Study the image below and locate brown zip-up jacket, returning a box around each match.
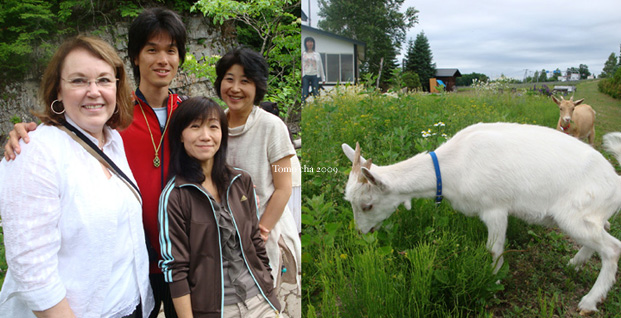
[158,169,281,317]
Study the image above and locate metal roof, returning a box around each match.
[435,68,462,77]
[301,25,366,47]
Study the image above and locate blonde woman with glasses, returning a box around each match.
[0,36,153,318]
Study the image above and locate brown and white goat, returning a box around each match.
[342,122,621,315]
[552,95,595,145]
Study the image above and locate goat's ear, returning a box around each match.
[363,158,373,170]
[342,143,356,163]
[361,166,386,190]
[343,143,374,168]
[552,96,560,105]
[574,98,585,106]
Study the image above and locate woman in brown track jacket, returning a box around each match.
[157,97,281,318]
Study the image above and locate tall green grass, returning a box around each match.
[301,88,577,317]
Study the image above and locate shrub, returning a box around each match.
[402,71,422,91]
[598,67,621,99]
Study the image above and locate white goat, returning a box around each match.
[552,95,595,145]
[342,122,621,315]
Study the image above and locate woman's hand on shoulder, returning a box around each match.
[4,121,38,160]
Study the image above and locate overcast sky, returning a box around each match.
[303,0,621,80]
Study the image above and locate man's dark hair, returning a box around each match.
[215,47,269,105]
[128,7,187,84]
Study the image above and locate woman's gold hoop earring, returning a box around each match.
[50,100,65,115]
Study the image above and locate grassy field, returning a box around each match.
[301,80,621,317]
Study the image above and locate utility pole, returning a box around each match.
[523,69,528,83]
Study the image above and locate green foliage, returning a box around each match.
[389,68,404,91]
[192,0,301,121]
[0,0,187,83]
[401,70,421,91]
[601,52,620,78]
[0,0,57,81]
[537,69,547,82]
[182,53,220,85]
[536,289,560,318]
[119,1,142,18]
[404,32,435,91]
[549,68,561,81]
[578,64,591,79]
[317,0,418,86]
[9,115,22,125]
[302,86,559,316]
[598,66,621,99]
[456,72,489,86]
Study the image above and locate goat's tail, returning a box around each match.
[603,132,621,165]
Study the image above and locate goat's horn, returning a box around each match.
[353,142,369,183]
[353,142,361,169]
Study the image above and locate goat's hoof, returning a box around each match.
[578,302,598,316]
[578,298,598,316]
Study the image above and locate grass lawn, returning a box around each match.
[302,81,621,317]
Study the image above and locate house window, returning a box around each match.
[341,54,353,82]
[326,54,340,83]
[320,53,355,83]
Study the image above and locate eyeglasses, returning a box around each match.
[61,77,118,89]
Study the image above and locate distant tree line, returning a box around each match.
[599,44,621,99]
[0,0,195,85]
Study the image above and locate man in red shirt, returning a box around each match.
[123,8,187,318]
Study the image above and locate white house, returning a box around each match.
[301,24,366,86]
[559,72,581,82]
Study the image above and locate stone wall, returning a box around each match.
[0,14,236,154]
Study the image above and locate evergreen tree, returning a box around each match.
[404,31,435,91]
[317,0,418,87]
[601,52,619,78]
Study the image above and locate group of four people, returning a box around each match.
[0,7,300,318]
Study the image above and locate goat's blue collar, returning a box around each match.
[429,151,443,204]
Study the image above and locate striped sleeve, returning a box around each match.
[157,178,191,297]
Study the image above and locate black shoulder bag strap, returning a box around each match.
[59,121,142,203]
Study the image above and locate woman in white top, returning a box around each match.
[0,36,153,318]
[302,36,325,101]
[215,47,302,318]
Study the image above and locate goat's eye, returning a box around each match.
[361,204,373,212]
